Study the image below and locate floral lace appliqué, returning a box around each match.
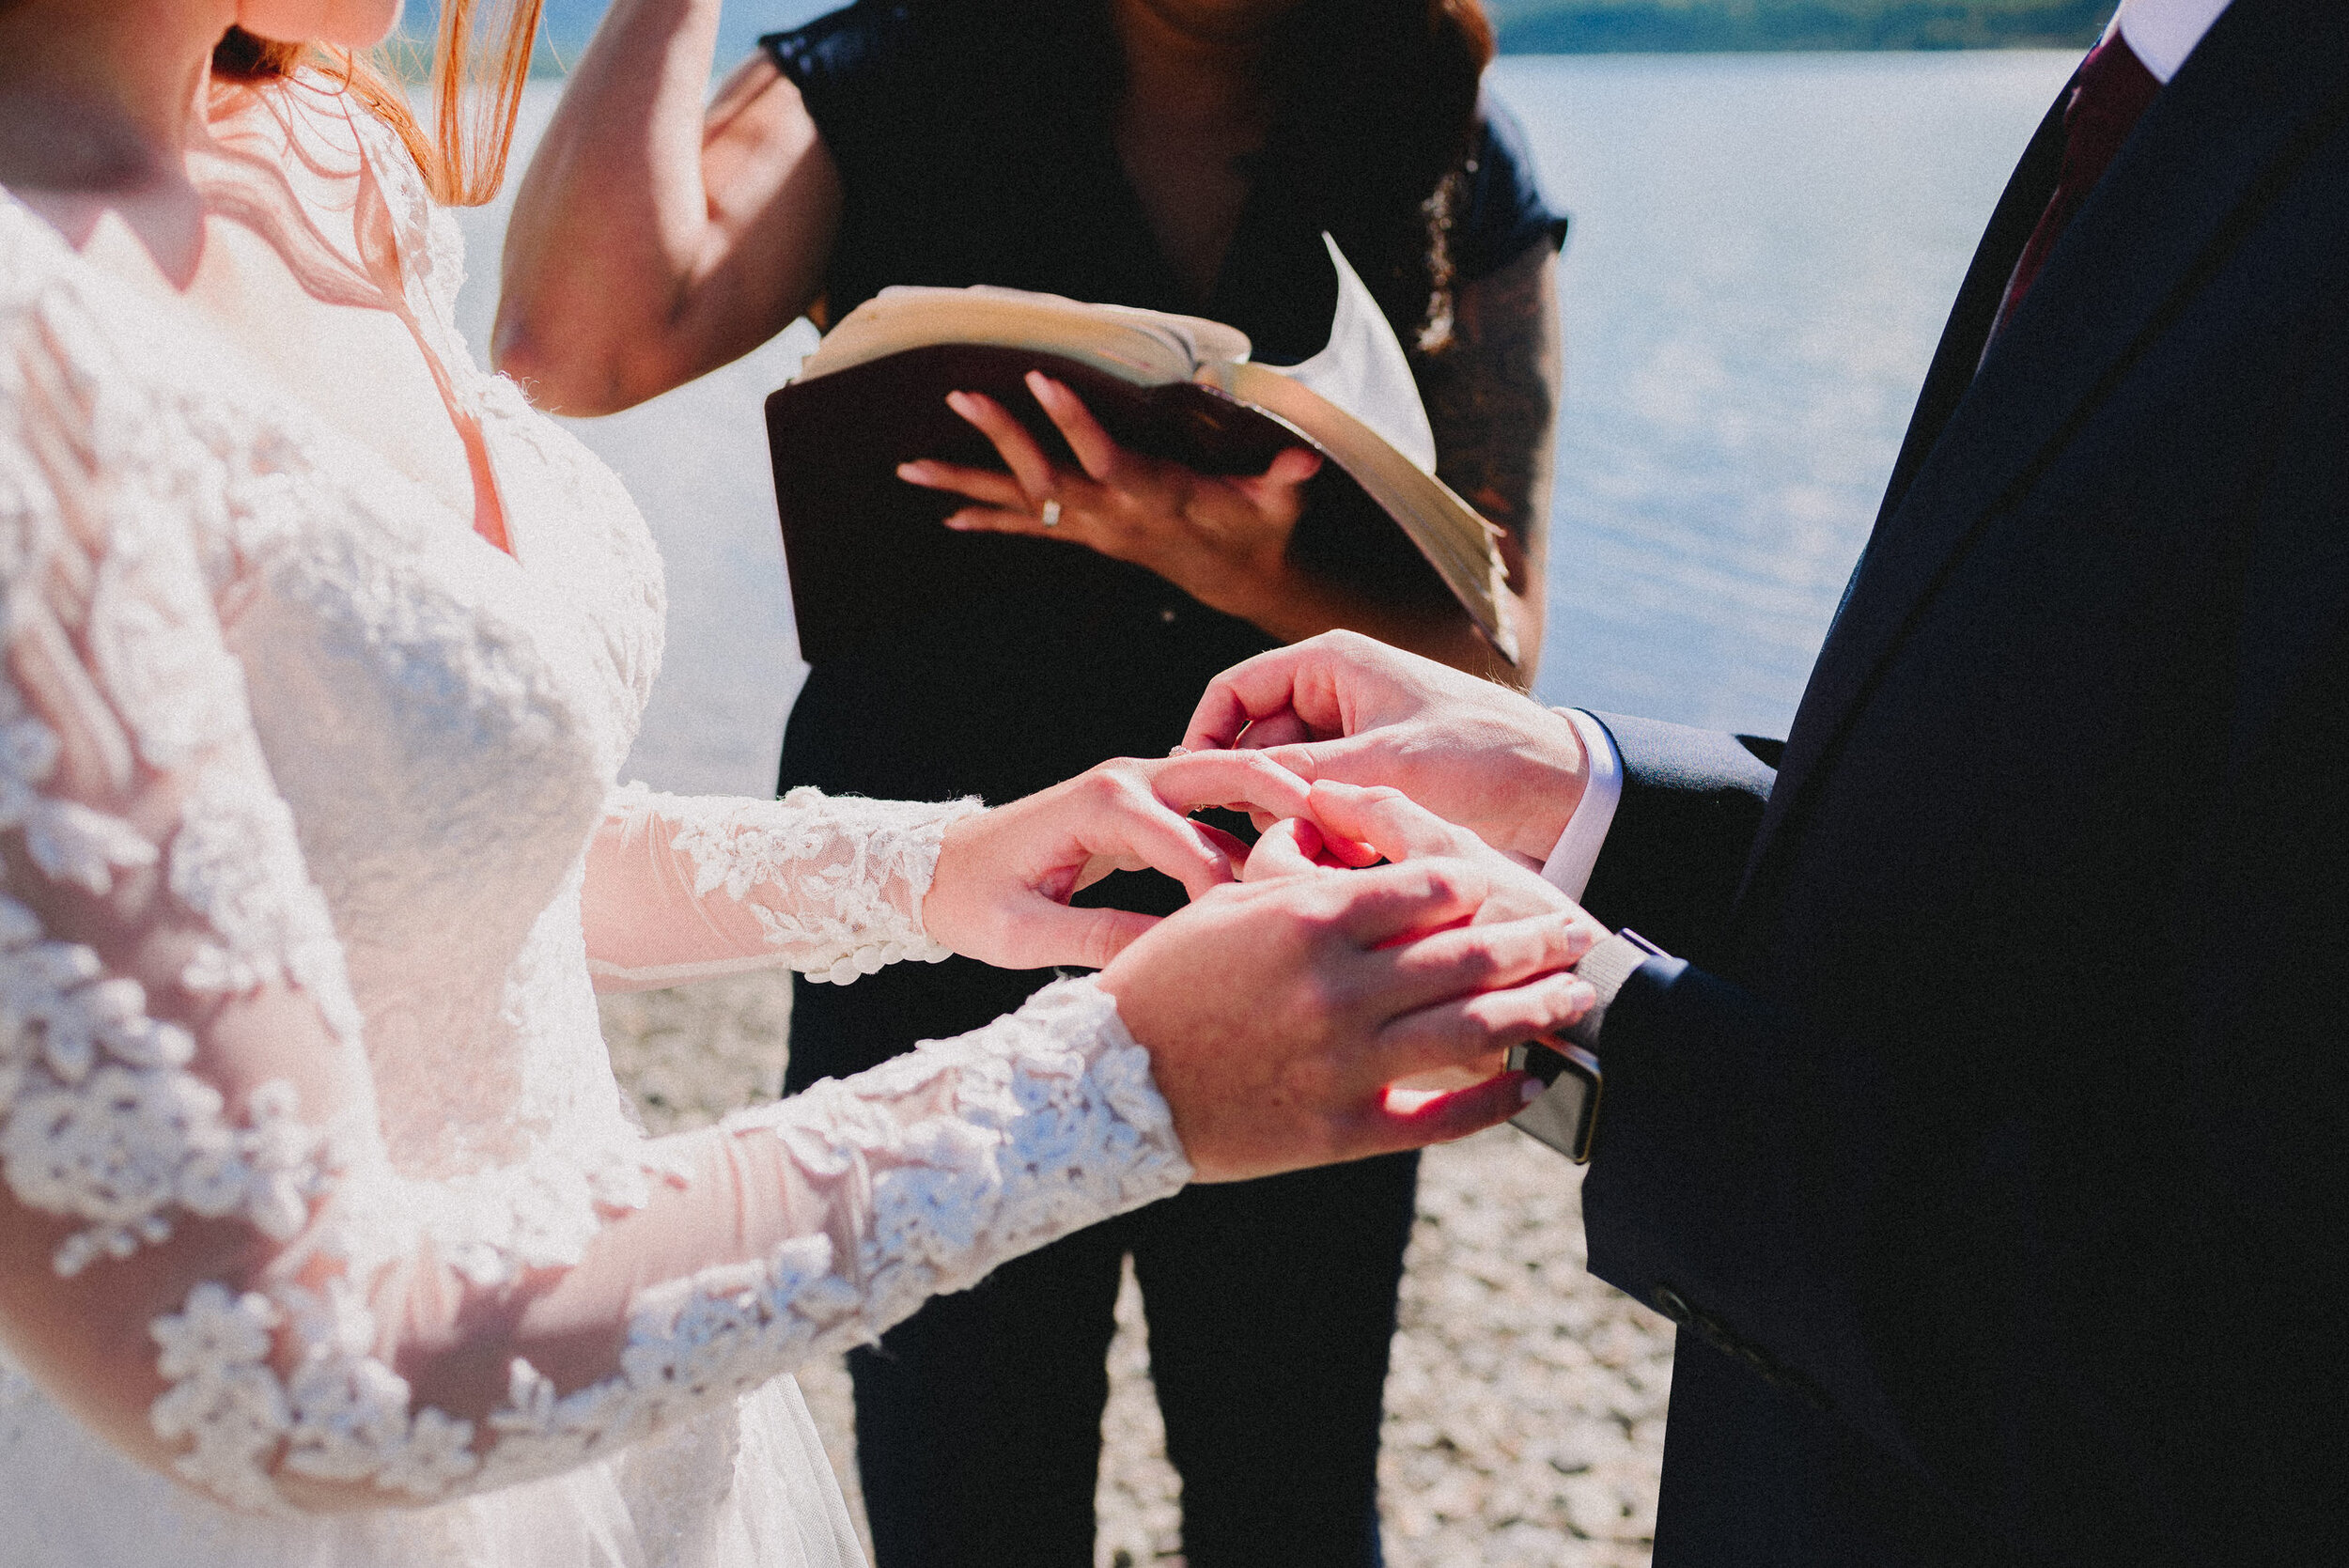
[139,979,1186,1510]
[618,784,983,985]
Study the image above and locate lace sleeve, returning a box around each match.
[582,784,986,990]
[0,262,1189,1515]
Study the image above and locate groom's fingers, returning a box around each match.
[1184,644,1351,751]
[1232,711,1314,750]
[1368,912,1591,1018]
[1346,1071,1536,1158]
[1373,969,1596,1082]
[1308,779,1472,862]
[1328,859,1487,947]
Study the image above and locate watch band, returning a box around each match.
[1507,927,1667,1164]
[1562,927,1666,1052]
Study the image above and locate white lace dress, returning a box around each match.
[0,92,1190,1568]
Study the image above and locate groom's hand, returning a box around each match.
[1185,630,1589,865]
[1253,781,1607,937]
[923,751,1315,971]
[1100,853,1599,1182]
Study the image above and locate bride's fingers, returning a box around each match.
[944,389,1060,500]
[1143,751,1315,823]
[1242,818,1326,881]
[1012,901,1161,970]
[1083,802,1245,901]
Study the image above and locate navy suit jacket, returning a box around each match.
[1570,4,2349,1561]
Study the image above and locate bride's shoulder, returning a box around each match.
[0,198,140,412]
[222,72,463,308]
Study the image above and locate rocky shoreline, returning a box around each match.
[599,975,1672,1567]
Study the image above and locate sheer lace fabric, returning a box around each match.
[0,81,1190,1566]
[585,784,979,990]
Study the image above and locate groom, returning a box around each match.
[1190,0,2349,1560]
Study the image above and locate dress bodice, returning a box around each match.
[206,177,664,1181]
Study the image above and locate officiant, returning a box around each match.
[497,2,1564,1562]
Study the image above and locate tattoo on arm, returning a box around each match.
[1415,242,1563,598]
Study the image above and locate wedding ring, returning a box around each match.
[1039,499,1062,528]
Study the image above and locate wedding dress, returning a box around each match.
[0,84,1191,1567]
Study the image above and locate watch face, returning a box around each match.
[1511,1058,1598,1163]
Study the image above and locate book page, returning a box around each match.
[1268,237,1439,475]
[796,287,1248,386]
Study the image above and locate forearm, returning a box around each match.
[1421,243,1561,675]
[16,975,1183,1514]
[494,1,824,411]
[580,784,981,990]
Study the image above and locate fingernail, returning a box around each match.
[1519,1077,1546,1105]
[1025,370,1056,396]
[896,461,927,481]
[1566,980,1598,1013]
[945,391,974,414]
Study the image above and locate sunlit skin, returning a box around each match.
[0,0,1596,1211]
[0,0,487,527]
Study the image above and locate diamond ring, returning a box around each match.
[1039,499,1062,528]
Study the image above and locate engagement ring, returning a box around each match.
[1039,499,1062,527]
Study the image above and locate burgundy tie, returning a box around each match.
[1990,30,2164,338]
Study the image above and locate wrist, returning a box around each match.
[1503,705,1592,862]
[918,808,989,950]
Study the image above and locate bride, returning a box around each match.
[0,2,1601,1564]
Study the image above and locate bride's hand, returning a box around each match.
[895,371,1323,624]
[923,751,1316,971]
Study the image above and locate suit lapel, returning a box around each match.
[1743,0,2349,895]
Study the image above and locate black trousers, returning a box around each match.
[787,956,1419,1568]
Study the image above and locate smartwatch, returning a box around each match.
[1507,928,1665,1162]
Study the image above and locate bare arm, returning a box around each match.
[493,0,839,414]
[1416,241,1563,677]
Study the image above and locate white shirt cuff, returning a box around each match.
[1540,708,1623,902]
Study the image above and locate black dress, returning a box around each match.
[764,6,1566,1564]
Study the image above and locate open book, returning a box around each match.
[766,238,1517,666]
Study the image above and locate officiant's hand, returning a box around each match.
[924,750,1315,972]
[897,371,1321,625]
[1186,630,1590,864]
[1100,851,1596,1181]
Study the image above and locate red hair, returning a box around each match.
[210,2,545,208]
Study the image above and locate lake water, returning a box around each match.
[450,51,2078,797]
